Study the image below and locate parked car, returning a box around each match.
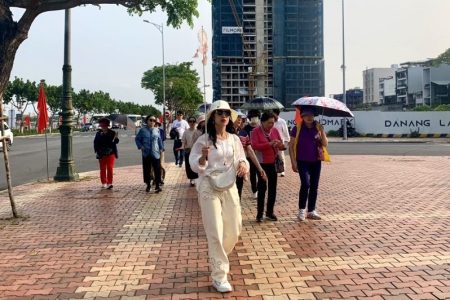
[0,124,14,151]
[81,123,94,132]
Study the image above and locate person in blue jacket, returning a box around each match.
[135,115,164,193]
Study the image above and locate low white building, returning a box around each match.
[363,66,398,105]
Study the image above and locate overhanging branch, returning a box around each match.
[10,0,135,11]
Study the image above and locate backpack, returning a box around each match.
[169,128,178,140]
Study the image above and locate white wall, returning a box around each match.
[280,111,450,134]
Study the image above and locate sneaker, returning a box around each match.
[145,184,151,193]
[307,210,321,220]
[190,180,195,187]
[298,209,306,221]
[256,215,263,223]
[179,164,183,168]
[253,192,258,199]
[212,280,232,293]
[106,184,113,190]
[155,187,162,193]
[101,184,107,189]
[266,214,278,221]
[280,172,285,177]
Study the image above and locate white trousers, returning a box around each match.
[197,179,242,282]
[279,150,286,166]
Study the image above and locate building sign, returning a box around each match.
[279,111,450,134]
[222,27,243,34]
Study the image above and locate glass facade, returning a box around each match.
[212,0,324,108]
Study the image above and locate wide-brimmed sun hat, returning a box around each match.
[206,100,238,123]
[197,114,206,124]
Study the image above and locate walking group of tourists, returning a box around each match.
[92,99,329,293]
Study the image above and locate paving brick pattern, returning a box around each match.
[0,156,449,300]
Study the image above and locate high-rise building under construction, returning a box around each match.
[212,0,324,109]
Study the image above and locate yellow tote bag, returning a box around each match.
[322,146,331,162]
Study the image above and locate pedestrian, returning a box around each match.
[181,116,199,186]
[241,109,261,199]
[273,109,290,177]
[289,108,328,221]
[234,113,267,200]
[251,111,284,222]
[171,111,189,168]
[94,118,119,190]
[189,100,249,293]
[135,115,164,193]
[155,119,166,185]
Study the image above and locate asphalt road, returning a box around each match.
[1,131,450,190]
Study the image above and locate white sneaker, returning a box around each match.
[212,280,232,293]
[253,192,258,199]
[307,210,322,220]
[298,209,306,221]
[101,184,107,189]
[280,172,285,177]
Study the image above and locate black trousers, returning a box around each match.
[142,155,161,188]
[297,160,322,211]
[257,163,277,217]
[184,152,198,180]
[248,159,258,194]
[173,139,184,166]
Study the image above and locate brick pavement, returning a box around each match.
[0,156,449,300]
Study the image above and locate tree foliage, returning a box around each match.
[4,78,159,124]
[141,62,203,116]
[432,48,450,67]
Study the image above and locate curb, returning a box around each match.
[358,133,450,138]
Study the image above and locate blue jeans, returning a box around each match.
[297,160,322,211]
[173,139,184,166]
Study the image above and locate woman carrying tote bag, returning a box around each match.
[189,100,249,293]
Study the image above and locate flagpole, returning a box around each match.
[45,129,49,181]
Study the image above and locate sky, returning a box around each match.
[10,0,450,109]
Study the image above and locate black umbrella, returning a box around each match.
[108,114,136,130]
[241,97,284,111]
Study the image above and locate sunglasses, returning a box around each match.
[216,109,231,117]
[148,119,156,122]
[188,120,196,123]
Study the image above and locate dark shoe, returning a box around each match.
[256,215,263,223]
[160,181,165,186]
[266,214,278,221]
[155,187,162,193]
[107,184,113,190]
[145,184,150,193]
[179,164,183,168]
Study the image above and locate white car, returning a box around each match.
[0,123,13,151]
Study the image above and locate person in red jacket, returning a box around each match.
[251,111,284,222]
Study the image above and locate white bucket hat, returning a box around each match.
[205,100,238,124]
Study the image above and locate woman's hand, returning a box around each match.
[199,146,210,166]
[236,161,248,177]
[292,163,298,173]
[259,169,268,181]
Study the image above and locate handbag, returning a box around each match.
[275,154,285,173]
[207,137,237,192]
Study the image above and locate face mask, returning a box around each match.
[250,117,260,125]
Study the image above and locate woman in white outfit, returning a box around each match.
[190,100,249,293]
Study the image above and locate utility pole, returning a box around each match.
[54,9,79,181]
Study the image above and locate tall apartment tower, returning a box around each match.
[212,0,324,109]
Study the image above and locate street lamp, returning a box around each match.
[341,0,348,140]
[143,20,166,138]
[55,9,79,181]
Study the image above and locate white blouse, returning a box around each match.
[189,133,249,179]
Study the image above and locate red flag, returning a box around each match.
[37,81,49,134]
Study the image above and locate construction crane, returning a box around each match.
[228,0,268,100]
